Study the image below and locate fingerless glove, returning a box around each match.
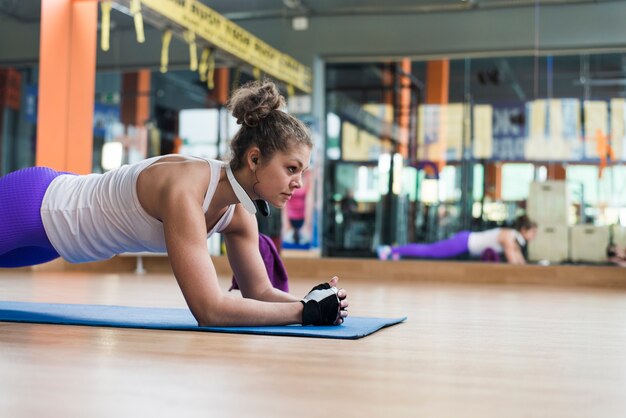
[301,283,340,325]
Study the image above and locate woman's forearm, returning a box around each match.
[197,294,302,326]
[251,286,301,303]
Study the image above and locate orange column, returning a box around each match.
[121,70,151,126]
[425,60,449,105]
[485,162,502,201]
[547,163,566,180]
[381,63,394,148]
[36,0,98,174]
[425,60,450,170]
[398,58,411,157]
[209,68,230,105]
[0,69,21,169]
[0,68,22,110]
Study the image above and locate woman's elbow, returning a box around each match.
[196,311,224,327]
[192,302,227,327]
[239,285,271,301]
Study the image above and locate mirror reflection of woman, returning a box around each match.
[378,216,538,265]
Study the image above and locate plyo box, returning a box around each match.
[570,225,610,263]
[528,224,569,263]
[527,181,569,225]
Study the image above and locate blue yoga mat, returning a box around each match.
[0,301,406,339]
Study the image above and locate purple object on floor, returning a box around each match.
[480,248,501,262]
[230,233,289,292]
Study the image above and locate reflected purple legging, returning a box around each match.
[391,231,471,259]
[0,167,64,267]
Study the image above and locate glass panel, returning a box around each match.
[473,164,484,201]
[326,112,341,160]
[325,51,626,259]
[325,161,379,256]
[501,163,534,201]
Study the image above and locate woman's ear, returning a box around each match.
[247,147,261,170]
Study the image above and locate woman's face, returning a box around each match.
[255,144,312,208]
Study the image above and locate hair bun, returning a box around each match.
[227,80,285,127]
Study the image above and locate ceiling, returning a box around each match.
[211,0,617,19]
[0,0,618,23]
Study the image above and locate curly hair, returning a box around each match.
[227,79,312,170]
[514,215,537,231]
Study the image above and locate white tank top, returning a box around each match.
[41,156,235,263]
[467,228,502,256]
[467,228,526,256]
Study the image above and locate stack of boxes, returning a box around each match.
[527,181,570,263]
[527,180,613,264]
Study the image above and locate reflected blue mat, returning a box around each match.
[0,301,406,339]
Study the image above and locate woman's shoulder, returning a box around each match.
[143,155,212,181]
[220,203,257,237]
[497,227,521,243]
[136,156,213,213]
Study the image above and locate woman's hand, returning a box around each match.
[300,276,349,326]
[329,276,349,325]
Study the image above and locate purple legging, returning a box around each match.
[0,167,65,267]
[391,231,471,259]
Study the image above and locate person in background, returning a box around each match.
[286,172,310,245]
[378,216,538,265]
[285,182,307,245]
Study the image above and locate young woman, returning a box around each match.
[0,80,348,327]
[378,216,538,265]
[285,171,309,245]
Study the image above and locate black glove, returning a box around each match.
[301,283,340,325]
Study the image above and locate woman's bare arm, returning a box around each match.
[223,206,349,324]
[499,229,526,265]
[157,170,303,327]
[222,205,300,303]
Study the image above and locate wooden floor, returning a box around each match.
[2,268,626,417]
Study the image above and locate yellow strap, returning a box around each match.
[287,84,295,98]
[199,48,210,82]
[253,67,261,80]
[160,29,173,73]
[133,14,145,43]
[184,31,198,71]
[130,0,145,43]
[100,1,112,52]
[207,51,215,90]
[129,0,140,14]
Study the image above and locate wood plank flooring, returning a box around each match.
[1,269,626,417]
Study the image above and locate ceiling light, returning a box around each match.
[292,16,308,31]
